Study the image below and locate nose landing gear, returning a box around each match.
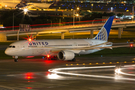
[14,56,18,62]
[14,59,18,62]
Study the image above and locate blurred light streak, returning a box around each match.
[2,18,110,29]
[48,66,115,79]
[48,65,135,81]
[47,73,61,79]
[115,65,135,77]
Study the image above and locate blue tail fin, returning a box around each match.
[93,16,114,41]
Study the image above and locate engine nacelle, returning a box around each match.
[57,51,75,60]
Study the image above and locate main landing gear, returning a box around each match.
[14,56,18,62]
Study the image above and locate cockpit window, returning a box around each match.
[9,46,12,48]
[8,46,15,48]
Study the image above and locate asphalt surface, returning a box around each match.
[0,56,135,90]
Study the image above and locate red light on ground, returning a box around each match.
[25,72,34,80]
[26,87,32,89]
[46,71,51,76]
[44,60,53,63]
[27,76,32,79]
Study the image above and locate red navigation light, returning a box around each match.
[28,38,32,42]
[25,72,34,80]
[27,76,32,79]
[47,55,50,58]
[130,43,133,47]
[22,34,36,42]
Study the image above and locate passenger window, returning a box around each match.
[8,46,15,48]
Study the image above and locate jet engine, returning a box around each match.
[57,51,75,60]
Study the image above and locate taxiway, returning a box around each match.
[0,56,135,90]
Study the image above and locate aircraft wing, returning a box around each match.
[75,44,130,50]
[31,42,131,53]
[49,43,131,53]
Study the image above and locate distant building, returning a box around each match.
[28,0,53,3]
[28,0,135,3]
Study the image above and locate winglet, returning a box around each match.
[93,16,114,41]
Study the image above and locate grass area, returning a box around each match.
[78,47,135,57]
[108,38,129,43]
[1,47,135,59]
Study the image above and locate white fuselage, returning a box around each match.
[5,39,111,57]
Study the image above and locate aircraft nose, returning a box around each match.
[5,49,11,55]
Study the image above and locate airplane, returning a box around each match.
[5,16,114,62]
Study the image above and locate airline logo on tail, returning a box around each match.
[93,16,114,41]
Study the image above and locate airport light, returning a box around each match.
[132,5,134,21]
[76,13,79,17]
[73,10,75,26]
[73,7,80,26]
[24,8,28,14]
[5,5,7,8]
[77,7,79,11]
[75,14,80,21]
[12,13,14,31]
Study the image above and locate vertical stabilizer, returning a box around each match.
[93,16,114,41]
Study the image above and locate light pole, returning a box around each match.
[76,13,80,21]
[132,5,134,21]
[13,12,19,41]
[59,18,61,26]
[73,10,75,26]
[73,7,80,26]
[51,20,52,27]
[13,13,14,30]
[17,9,29,41]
